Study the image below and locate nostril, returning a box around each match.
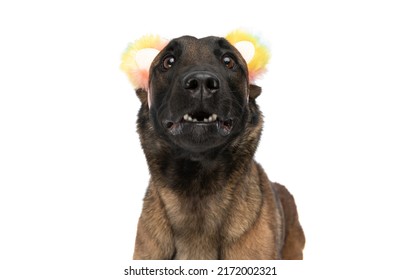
[206,77,219,90]
[183,72,219,95]
[184,78,199,90]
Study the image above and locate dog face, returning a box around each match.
[147,36,251,153]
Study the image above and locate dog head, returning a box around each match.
[122,30,270,155]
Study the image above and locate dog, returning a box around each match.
[130,35,305,259]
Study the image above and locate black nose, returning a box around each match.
[183,71,220,99]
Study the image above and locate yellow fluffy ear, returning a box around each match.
[121,35,168,90]
[225,30,270,82]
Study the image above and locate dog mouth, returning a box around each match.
[164,111,233,136]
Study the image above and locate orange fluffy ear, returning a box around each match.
[121,35,168,90]
[225,30,271,83]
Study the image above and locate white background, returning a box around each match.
[1,0,400,279]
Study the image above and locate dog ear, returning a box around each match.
[135,88,148,105]
[249,84,262,99]
[225,30,270,83]
[121,35,168,92]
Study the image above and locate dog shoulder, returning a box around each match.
[134,183,175,259]
[271,182,305,259]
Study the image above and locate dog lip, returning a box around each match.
[217,118,233,136]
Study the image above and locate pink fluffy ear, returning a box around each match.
[226,30,270,83]
[121,35,168,90]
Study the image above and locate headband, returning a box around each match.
[121,29,270,90]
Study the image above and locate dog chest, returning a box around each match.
[159,187,229,259]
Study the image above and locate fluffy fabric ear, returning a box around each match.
[121,35,168,90]
[225,30,270,83]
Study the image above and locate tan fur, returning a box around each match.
[134,160,305,260]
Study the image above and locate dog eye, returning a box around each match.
[162,55,175,70]
[222,55,236,69]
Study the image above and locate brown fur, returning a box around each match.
[131,36,305,259]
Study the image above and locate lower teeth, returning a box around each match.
[183,113,217,123]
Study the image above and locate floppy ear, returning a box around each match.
[225,30,271,83]
[121,35,168,91]
[249,84,262,99]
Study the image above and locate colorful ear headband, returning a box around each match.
[121,30,270,90]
